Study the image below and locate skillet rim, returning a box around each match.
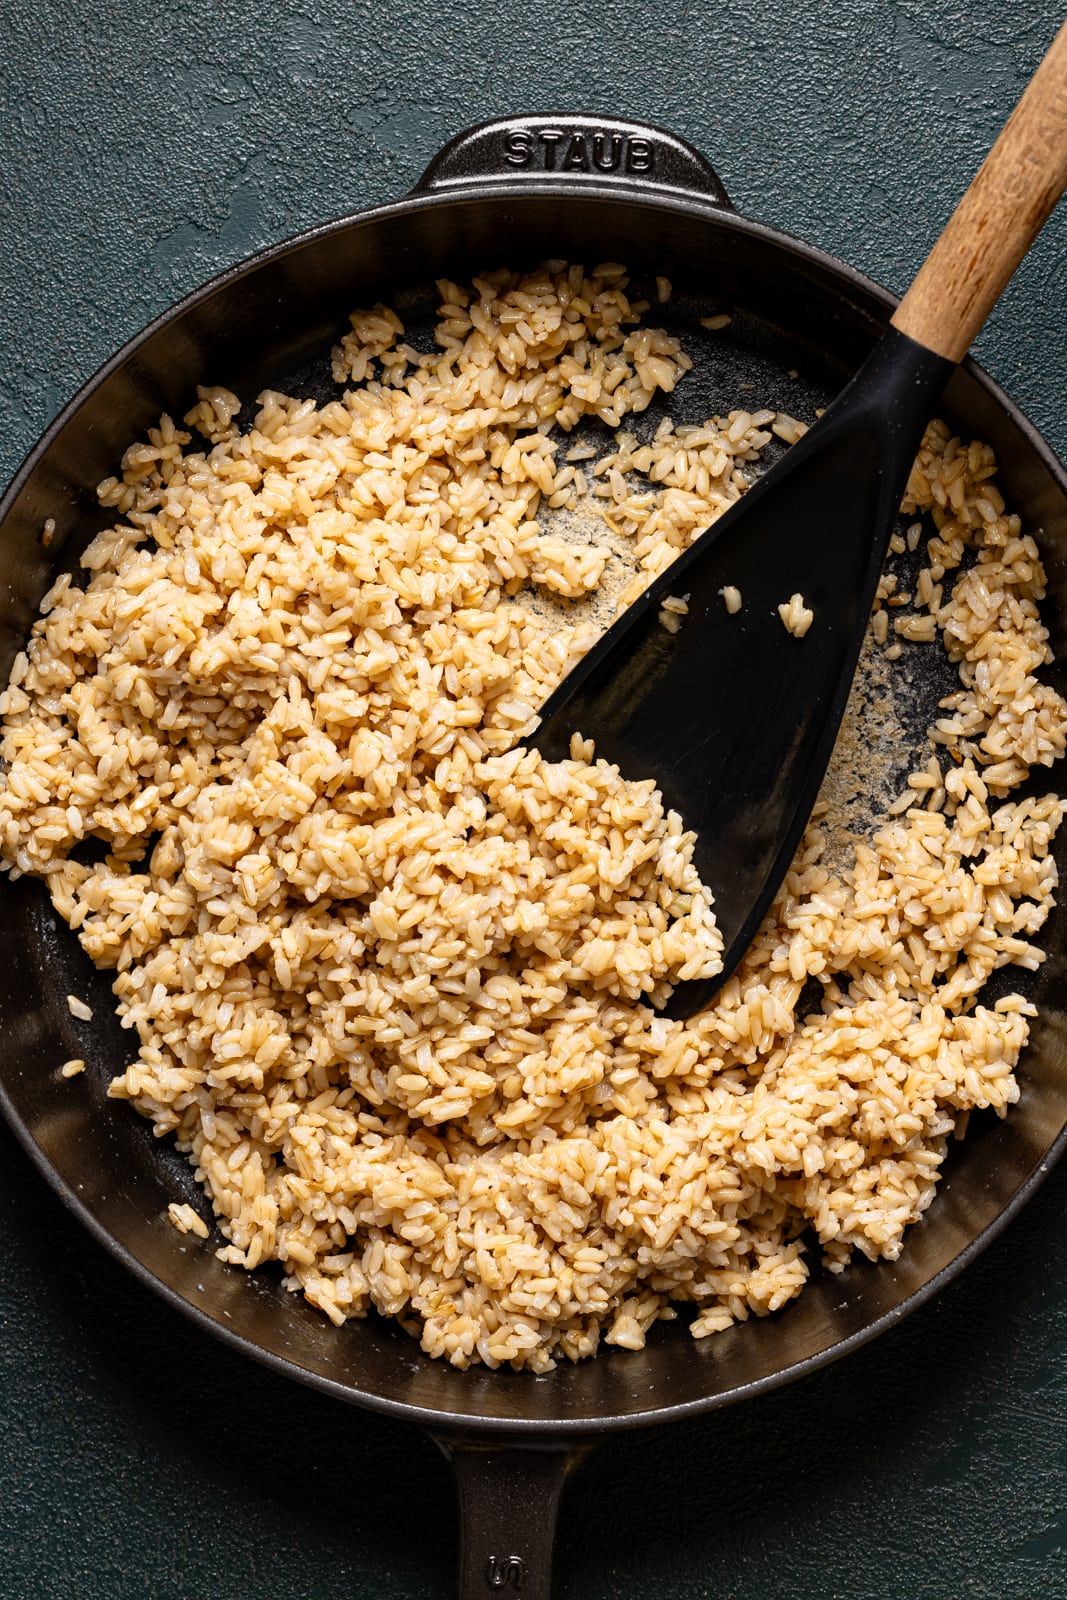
[2,173,1067,1439]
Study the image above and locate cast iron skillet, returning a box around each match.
[2,116,1067,1598]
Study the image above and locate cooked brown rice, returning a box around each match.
[778,592,814,637]
[1,263,1065,1372]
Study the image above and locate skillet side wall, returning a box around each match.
[2,187,1067,1433]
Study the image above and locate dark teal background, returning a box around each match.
[2,2,1067,1594]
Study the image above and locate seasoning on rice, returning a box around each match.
[1,264,1064,1372]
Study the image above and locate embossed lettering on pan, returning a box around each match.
[502,125,654,172]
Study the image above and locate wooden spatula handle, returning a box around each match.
[892,20,1067,363]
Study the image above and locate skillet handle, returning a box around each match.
[433,1435,590,1599]
[412,114,735,210]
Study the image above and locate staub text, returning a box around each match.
[502,127,654,173]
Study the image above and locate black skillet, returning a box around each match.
[2,116,1067,1599]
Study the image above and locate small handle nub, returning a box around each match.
[434,1436,589,1600]
[414,114,735,210]
[892,20,1067,363]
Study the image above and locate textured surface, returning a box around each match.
[2,0,1067,1595]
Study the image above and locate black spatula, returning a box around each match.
[531,22,1067,1019]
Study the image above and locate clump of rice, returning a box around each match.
[1,264,1065,1372]
[168,1202,210,1239]
[778,592,814,637]
[658,594,689,633]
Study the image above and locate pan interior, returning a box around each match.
[2,189,1067,1432]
